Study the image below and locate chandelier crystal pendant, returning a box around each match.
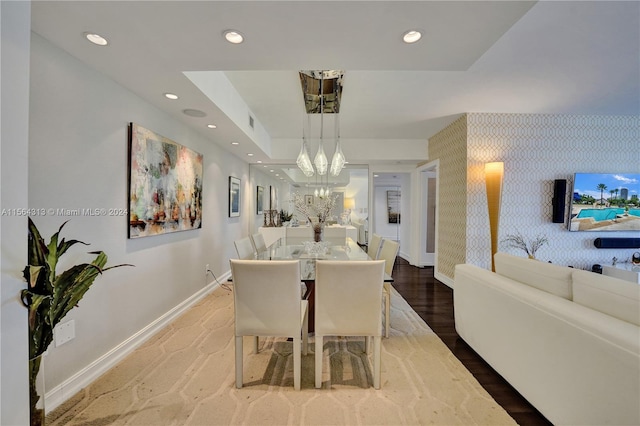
[314,141,328,176]
[314,83,328,175]
[296,127,314,177]
[329,115,345,177]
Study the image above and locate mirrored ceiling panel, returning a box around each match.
[299,70,344,114]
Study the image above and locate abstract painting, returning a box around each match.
[128,123,203,238]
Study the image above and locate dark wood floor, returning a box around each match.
[391,257,553,426]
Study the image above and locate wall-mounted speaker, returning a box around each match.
[594,238,640,249]
[552,179,567,223]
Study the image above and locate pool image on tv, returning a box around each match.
[570,173,640,231]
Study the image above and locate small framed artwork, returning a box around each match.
[256,186,264,215]
[229,176,240,217]
[387,190,401,223]
[270,185,277,210]
[305,194,314,206]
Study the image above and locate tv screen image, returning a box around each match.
[569,173,640,231]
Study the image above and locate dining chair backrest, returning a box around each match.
[323,226,347,245]
[229,259,308,390]
[286,226,313,245]
[314,259,386,389]
[229,259,303,336]
[250,232,267,252]
[367,233,383,259]
[377,239,400,276]
[234,237,256,260]
[315,260,385,336]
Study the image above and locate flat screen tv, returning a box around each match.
[569,173,640,232]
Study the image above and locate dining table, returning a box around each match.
[254,237,393,332]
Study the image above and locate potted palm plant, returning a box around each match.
[21,218,131,425]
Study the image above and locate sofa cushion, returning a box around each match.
[572,269,640,326]
[494,252,573,299]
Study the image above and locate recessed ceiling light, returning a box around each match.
[257,160,262,164]
[164,93,179,100]
[207,124,217,129]
[84,32,108,46]
[231,141,239,146]
[402,30,422,44]
[374,174,379,178]
[223,30,244,44]
[247,153,254,157]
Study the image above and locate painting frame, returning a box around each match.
[270,185,277,210]
[229,176,241,217]
[127,123,203,239]
[256,185,264,215]
[305,194,314,206]
[387,190,401,224]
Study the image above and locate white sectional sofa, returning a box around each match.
[454,252,640,426]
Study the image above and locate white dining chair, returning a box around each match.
[323,226,347,245]
[367,233,383,260]
[234,237,256,259]
[286,226,313,245]
[229,259,309,390]
[250,232,267,253]
[314,259,386,389]
[377,239,400,338]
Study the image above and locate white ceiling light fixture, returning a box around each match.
[207,124,217,129]
[223,29,244,44]
[84,32,108,46]
[402,30,422,44]
[164,93,179,100]
[297,70,346,179]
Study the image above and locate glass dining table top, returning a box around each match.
[255,237,393,282]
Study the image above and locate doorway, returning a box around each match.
[414,160,438,268]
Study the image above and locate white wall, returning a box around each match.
[28,33,249,407]
[1,2,31,424]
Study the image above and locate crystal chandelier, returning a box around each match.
[296,70,346,180]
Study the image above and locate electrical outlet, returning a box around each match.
[55,320,75,347]
[205,264,210,274]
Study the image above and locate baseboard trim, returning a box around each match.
[44,271,231,412]
[435,271,453,288]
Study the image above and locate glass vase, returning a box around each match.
[313,223,324,242]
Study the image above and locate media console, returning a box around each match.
[602,263,640,283]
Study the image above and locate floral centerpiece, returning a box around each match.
[292,192,338,242]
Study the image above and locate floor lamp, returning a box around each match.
[485,162,504,271]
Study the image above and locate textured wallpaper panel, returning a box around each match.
[466,113,640,271]
[428,115,468,279]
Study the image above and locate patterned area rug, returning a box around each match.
[48,286,516,425]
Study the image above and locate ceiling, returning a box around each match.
[31,1,639,167]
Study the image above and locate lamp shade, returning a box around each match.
[485,162,504,271]
[344,198,355,210]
